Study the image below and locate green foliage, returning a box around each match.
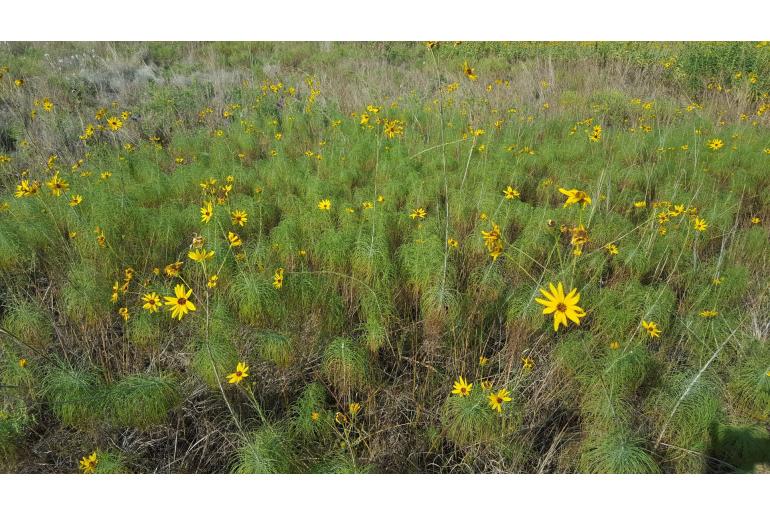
[1,41,769,473]
[93,450,130,474]
[42,363,106,429]
[441,387,503,447]
[729,345,770,419]
[108,373,180,428]
[232,425,296,474]
[321,337,370,391]
[256,331,294,368]
[580,428,660,473]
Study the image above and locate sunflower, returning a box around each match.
[451,375,472,397]
[318,199,331,210]
[164,284,196,320]
[693,217,708,232]
[227,231,242,247]
[558,188,592,208]
[207,275,219,288]
[200,201,214,223]
[481,223,504,260]
[535,282,586,332]
[349,402,361,417]
[46,172,69,197]
[226,362,249,384]
[142,292,161,313]
[231,209,248,226]
[273,267,284,289]
[488,388,512,413]
[188,248,214,263]
[79,452,98,473]
[410,207,427,220]
[503,186,520,199]
[164,261,183,278]
[118,307,129,321]
[69,194,83,207]
[641,320,661,338]
[106,116,123,131]
[383,119,405,138]
[707,138,724,150]
[463,61,478,81]
[699,309,719,318]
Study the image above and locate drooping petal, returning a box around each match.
[566,308,583,325]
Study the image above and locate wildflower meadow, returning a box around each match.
[1,41,769,473]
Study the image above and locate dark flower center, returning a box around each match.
[177,298,186,305]
[556,302,567,312]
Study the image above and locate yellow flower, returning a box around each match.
[558,188,592,208]
[226,362,249,384]
[699,309,719,318]
[481,223,504,261]
[14,179,40,197]
[535,282,586,332]
[318,199,331,210]
[693,217,708,232]
[335,412,348,425]
[42,98,54,112]
[641,320,661,338]
[707,138,724,150]
[118,307,129,321]
[349,402,361,417]
[231,210,248,226]
[604,243,619,255]
[164,284,196,320]
[410,207,427,220]
[609,341,620,350]
[463,61,478,81]
[110,281,119,303]
[227,231,242,247]
[311,411,320,422]
[383,119,405,138]
[18,358,28,368]
[634,200,647,208]
[751,216,761,225]
[142,292,161,313]
[200,201,214,223]
[488,388,512,413]
[273,267,284,289]
[46,172,69,197]
[79,452,98,474]
[207,275,219,288]
[451,375,472,397]
[188,248,214,262]
[106,117,123,131]
[69,194,83,207]
[503,186,520,199]
[447,238,459,249]
[164,261,183,278]
[362,201,374,210]
[521,356,535,370]
[479,355,489,366]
